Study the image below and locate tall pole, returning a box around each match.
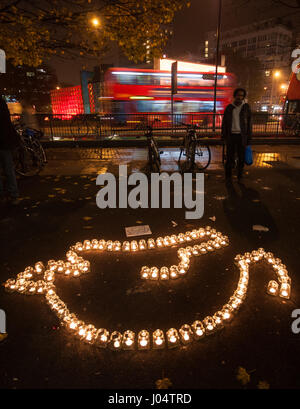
[213,0,222,132]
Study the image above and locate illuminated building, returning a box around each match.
[50,85,84,119]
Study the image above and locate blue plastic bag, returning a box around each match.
[245,145,253,166]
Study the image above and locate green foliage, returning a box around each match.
[0,0,189,66]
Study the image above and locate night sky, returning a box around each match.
[52,0,300,85]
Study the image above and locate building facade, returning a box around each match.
[204,19,293,110]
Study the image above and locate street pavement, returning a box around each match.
[0,144,300,389]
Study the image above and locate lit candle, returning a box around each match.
[110,331,122,350]
[130,240,138,251]
[122,330,135,350]
[170,265,179,279]
[122,241,130,252]
[152,329,165,349]
[179,324,193,345]
[138,240,146,250]
[91,239,99,250]
[83,240,91,251]
[95,328,109,348]
[150,267,159,280]
[113,241,121,251]
[138,330,150,350]
[267,280,279,296]
[98,240,106,250]
[279,282,291,299]
[203,316,216,334]
[166,328,180,348]
[156,237,164,247]
[147,238,155,249]
[140,266,150,280]
[34,261,45,274]
[106,240,113,251]
[160,267,169,280]
[192,320,205,339]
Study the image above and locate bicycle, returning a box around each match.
[145,119,163,172]
[13,124,47,177]
[178,123,211,172]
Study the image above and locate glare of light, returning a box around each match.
[91,17,100,27]
[280,83,287,90]
[56,86,60,90]
[273,71,280,78]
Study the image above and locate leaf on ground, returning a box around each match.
[136,220,143,224]
[257,380,270,389]
[0,333,8,342]
[83,226,93,229]
[83,217,93,221]
[48,195,56,198]
[236,367,250,385]
[155,377,172,389]
[209,216,216,222]
[62,199,74,203]
[85,197,92,200]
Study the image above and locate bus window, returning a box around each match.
[288,101,299,114]
[117,74,136,85]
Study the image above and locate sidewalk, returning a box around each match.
[0,144,299,389]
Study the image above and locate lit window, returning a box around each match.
[265,70,270,76]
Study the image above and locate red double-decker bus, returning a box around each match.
[102,67,236,125]
[282,72,300,133]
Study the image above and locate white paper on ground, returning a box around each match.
[125,225,152,237]
[252,225,269,232]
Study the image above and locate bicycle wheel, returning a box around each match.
[14,146,44,176]
[179,141,194,172]
[194,142,211,170]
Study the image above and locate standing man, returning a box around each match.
[221,88,252,181]
[0,95,20,205]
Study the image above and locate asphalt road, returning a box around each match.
[0,145,300,389]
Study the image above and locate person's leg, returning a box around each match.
[225,135,235,178]
[237,138,246,179]
[1,150,19,198]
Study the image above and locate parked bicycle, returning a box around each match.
[145,119,162,172]
[178,123,211,171]
[13,124,47,177]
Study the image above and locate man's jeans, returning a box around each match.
[0,150,19,198]
[225,133,246,178]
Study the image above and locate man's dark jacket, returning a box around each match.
[221,102,252,146]
[0,96,20,150]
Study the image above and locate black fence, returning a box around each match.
[10,112,299,141]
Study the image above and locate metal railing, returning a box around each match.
[10,112,299,141]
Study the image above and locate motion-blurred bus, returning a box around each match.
[282,72,300,134]
[102,67,236,126]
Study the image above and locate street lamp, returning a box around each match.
[269,70,281,110]
[91,17,100,28]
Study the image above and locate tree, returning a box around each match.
[222,47,264,106]
[0,0,189,67]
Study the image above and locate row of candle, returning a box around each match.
[140,235,229,281]
[3,226,291,351]
[71,226,225,254]
[39,247,290,350]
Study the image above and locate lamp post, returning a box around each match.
[269,70,280,112]
[213,0,222,133]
